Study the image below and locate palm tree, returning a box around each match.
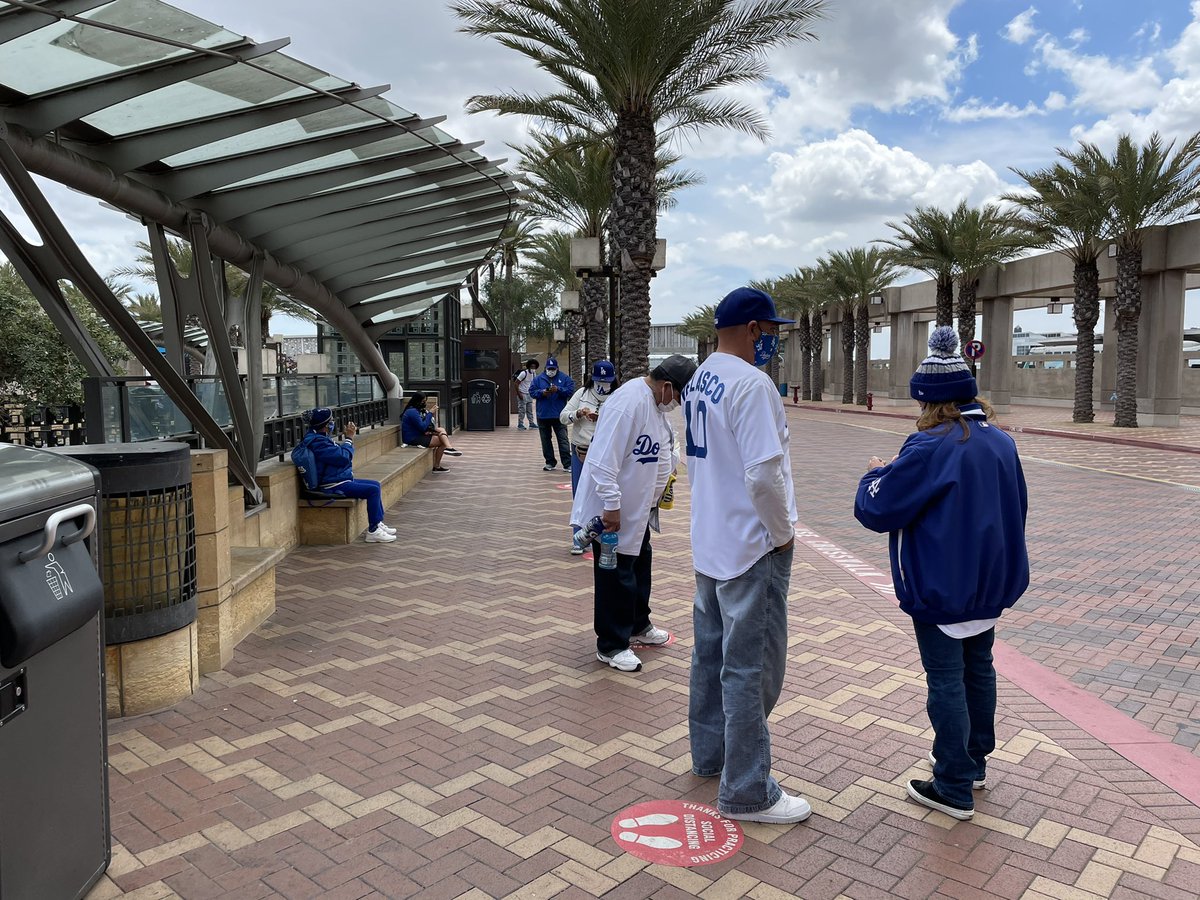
[524,229,587,381]
[879,206,957,327]
[1071,132,1200,427]
[453,0,829,378]
[678,303,718,362]
[123,292,162,323]
[774,267,817,400]
[950,201,1038,375]
[1007,154,1110,423]
[497,216,540,282]
[828,247,899,405]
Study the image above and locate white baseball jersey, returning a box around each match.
[570,379,673,555]
[683,351,796,580]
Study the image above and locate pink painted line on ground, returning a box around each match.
[789,402,1200,456]
[795,520,1200,809]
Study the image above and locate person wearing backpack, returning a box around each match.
[294,407,395,543]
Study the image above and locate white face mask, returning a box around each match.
[546,369,558,378]
[657,384,679,413]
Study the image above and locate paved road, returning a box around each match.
[788,407,1200,754]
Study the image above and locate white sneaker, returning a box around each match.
[365,527,396,543]
[378,523,396,535]
[597,649,642,671]
[927,751,986,790]
[723,791,812,824]
[632,624,670,645]
[570,543,584,555]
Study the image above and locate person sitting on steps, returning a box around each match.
[301,407,395,543]
[401,392,458,472]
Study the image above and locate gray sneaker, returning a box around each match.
[632,624,670,645]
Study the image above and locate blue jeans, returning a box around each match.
[538,419,570,468]
[689,546,792,815]
[912,620,996,807]
[327,479,384,530]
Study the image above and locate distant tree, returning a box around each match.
[879,206,957,327]
[0,264,129,406]
[482,274,561,352]
[678,303,718,362]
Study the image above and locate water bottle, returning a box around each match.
[573,516,604,552]
[599,531,619,570]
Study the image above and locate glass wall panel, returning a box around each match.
[410,340,442,380]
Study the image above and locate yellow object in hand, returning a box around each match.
[658,472,677,510]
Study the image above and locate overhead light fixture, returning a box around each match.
[870,293,884,305]
[651,239,667,271]
[570,237,603,271]
[553,327,566,342]
[473,317,488,330]
[1107,243,1117,258]
[1047,297,1063,314]
[559,290,580,312]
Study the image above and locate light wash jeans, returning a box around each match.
[516,394,536,427]
[689,546,792,815]
[912,620,996,807]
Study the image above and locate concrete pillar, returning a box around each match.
[1136,271,1185,426]
[828,322,845,400]
[1100,299,1117,409]
[979,296,1014,413]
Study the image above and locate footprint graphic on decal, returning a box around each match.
[618,832,683,849]
[618,814,678,828]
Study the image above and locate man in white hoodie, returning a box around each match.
[571,354,697,672]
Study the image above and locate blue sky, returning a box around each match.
[10,0,1200,340]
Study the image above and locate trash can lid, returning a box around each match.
[0,444,99,525]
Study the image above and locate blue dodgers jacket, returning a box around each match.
[853,406,1030,625]
[401,407,434,445]
[529,370,576,421]
[300,431,354,487]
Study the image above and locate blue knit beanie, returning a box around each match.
[910,327,978,403]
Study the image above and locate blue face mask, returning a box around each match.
[594,383,611,396]
[752,326,779,368]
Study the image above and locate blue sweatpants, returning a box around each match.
[328,479,385,530]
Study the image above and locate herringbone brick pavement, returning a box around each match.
[89,416,1200,899]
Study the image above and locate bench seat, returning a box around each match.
[297,445,431,544]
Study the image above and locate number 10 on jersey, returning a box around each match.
[685,400,707,459]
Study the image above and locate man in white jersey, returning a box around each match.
[571,354,697,672]
[683,286,812,825]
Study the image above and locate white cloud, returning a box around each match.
[1004,7,1040,45]
[1036,34,1163,114]
[751,130,1009,224]
[1044,91,1068,111]
[1068,28,1089,45]
[943,99,1043,123]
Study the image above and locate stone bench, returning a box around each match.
[297,445,432,544]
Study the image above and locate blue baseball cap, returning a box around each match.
[713,287,794,329]
[591,360,616,382]
[308,407,332,430]
[545,356,559,370]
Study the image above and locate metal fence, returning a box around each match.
[75,373,387,460]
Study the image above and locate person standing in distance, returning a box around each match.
[571,354,696,672]
[529,355,575,471]
[683,286,812,824]
[561,359,619,555]
[854,326,1029,821]
[513,359,539,431]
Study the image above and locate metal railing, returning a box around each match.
[80,373,387,460]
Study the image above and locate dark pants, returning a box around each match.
[327,479,384,530]
[538,419,570,467]
[593,527,652,655]
[912,620,997,807]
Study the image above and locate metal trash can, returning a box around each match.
[465,379,497,431]
[0,444,110,899]
[53,443,196,645]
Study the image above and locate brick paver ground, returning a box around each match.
[88,412,1200,899]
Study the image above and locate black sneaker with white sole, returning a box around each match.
[906,779,973,820]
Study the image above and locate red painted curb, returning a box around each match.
[789,402,1200,456]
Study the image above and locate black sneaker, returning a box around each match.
[906,779,973,820]
[542,464,556,471]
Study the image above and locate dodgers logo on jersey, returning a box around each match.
[632,434,661,464]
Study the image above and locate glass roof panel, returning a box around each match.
[0,0,241,95]
[84,52,350,135]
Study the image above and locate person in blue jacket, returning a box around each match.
[529,355,576,472]
[401,392,458,472]
[301,407,395,543]
[854,326,1029,822]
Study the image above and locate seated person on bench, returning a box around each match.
[303,407,396,543]
[400,392,459,472]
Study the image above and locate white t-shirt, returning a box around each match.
[516,370,534,396]
[684,352,796,580]
[570,379,673,555]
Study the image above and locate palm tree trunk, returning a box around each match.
[956,278,979,376]
[582,277,608,364]
[840,309,855,404]
[1114,248,1142,427]
[854,299,870,405]
[810,311,824,401]
[612,110,657,380]
[567,310,584,385]
[795,316,811,400]
[1072,260,1101,423]
[936,275,954,327]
